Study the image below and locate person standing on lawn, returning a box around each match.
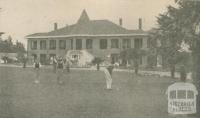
[65,58,71,73]
[107,64,114,76]
[33,59,41,84]
[22,56,27,68]
[52,56,57,73]
[103,64,114,90]
[56,57,64,84]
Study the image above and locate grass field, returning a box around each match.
[0,66,197,118]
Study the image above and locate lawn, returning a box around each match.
[0,66,196,118]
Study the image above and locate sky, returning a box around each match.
[0,0,175,46]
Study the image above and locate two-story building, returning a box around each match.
[26,10,149,66]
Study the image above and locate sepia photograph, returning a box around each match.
[0,0,200,118]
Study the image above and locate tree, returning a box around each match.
[120,48,146,75]
[0,37,26,63]
[155,0,200,114]
[119,49,129,66]
[147,28,162,68]
[152,0,200,78]
[14,41,26,62]
[159,0,200,77]
[0,37,25,53]
[92,57,103,71]
[7,35,13,45]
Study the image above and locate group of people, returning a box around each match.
[51,56,71,73]
[33,56,115,90]
[33,56,71,84]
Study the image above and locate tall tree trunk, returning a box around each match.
[170,64,175,79]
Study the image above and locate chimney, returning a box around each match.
[138,18,142,30]
[54,23,58,30]
[119,18,122,26]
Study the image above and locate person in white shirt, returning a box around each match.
[56,57,64,84]
[50,56,57,73]
[53,57,58,73]
[103,64,114,90]
[33,60,41,84]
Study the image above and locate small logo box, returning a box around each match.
[166,82,198,114]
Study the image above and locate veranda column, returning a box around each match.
[73,38,76,50]
[107,38,111,49]
[131,38,135,48]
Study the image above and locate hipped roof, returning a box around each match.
[27,10,147,38]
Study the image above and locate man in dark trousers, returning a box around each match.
[33,59,41,84]
[56,57,64,84]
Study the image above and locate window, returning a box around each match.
[147,38,154,48]
[31,40,37,50]
[187,90,194,99]
[59,40,66,49]
[40,40,46,50]
[147,38,151,48]
[135,38,143,49]
[170,90,176,99]
[86,39,93,49]
[40,54,46,64]
[177,90,186,99]
[100,39,107,49]
[76,39,82,50]
[111,39,119,48]
[122,39,131,49]
[49,40,56,50]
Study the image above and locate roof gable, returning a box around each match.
[77,9,90,24]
